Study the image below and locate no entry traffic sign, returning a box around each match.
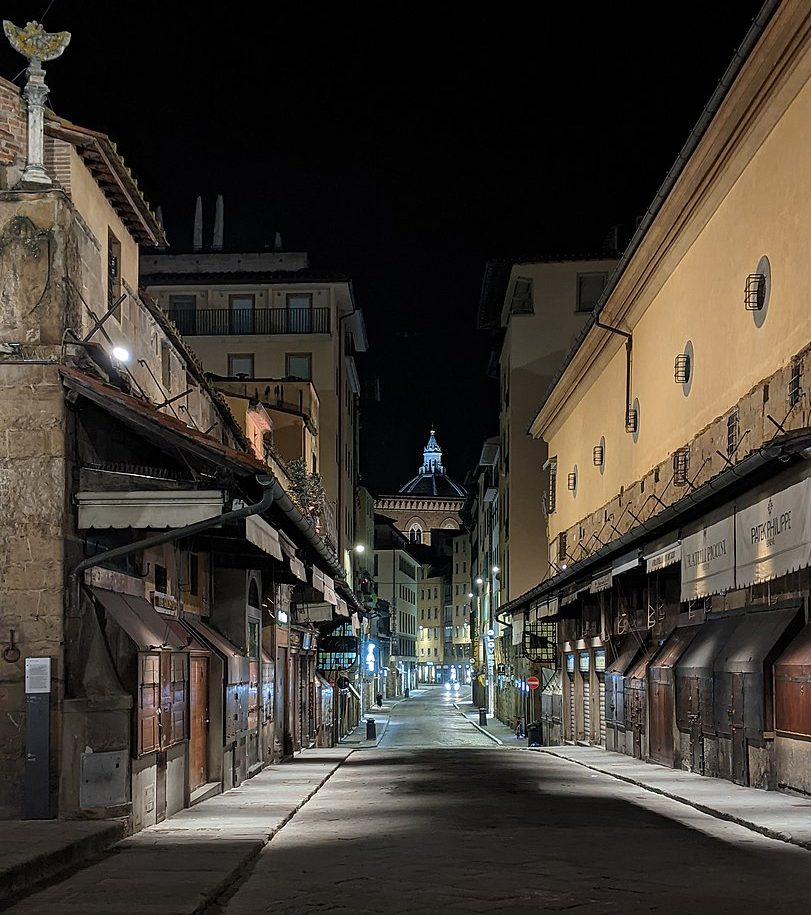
[527,676,540,690]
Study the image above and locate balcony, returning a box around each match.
[167,307,331,336]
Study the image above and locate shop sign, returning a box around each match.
[736,478,811,587]
[645,541,681,573]
[681,515,735,601]
[590,570,613,594]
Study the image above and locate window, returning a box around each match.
[160,342,172,390]
[789,358,803,408]
[169,294,196,311]
[286,292,313,332]
[727,410,739,458]
[154,563,168,594]
[161,651,189,748]
[228,353,254,378]
[286,353,312,380]
[107,229,122,317]
[576,272,607,313]
[137,653,160,755]
[673,447,690,486]
[547,458,557,515]
[248,620,260,660]
[558,532,567,564]
[229,294,255,334]
[509,278,534,316]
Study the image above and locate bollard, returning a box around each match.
[366,717,377,740]
[478,708,487,726]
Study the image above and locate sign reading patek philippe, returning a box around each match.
[681,515,735,601]
[736,478,811,587]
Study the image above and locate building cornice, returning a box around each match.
[530,0,811,441]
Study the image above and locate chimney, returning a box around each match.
[193,196,203,251]
[274,231,283,252]
[212,195,224,250]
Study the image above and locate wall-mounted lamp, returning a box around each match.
[491,565,499,574]
[111,346,130,363]
[475,577,483,586]
[467,592,474,599]
[353,544,366,554]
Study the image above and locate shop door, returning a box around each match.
[189,657,209,792]
[687,678,704,775]
[730,673,749,786]
[649,679,674,767]
[247,660,260,768]
[579,653,591,743]
[598,675,606,747]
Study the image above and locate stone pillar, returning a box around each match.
[22,60,50,186]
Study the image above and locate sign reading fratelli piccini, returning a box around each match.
[681,515,735,600]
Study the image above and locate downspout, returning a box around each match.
[594,319,633,424]
[69,474,277,607]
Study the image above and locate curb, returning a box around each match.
[537,749,811,853]
[0,821,125,908]
[452,702,503,746]
[201,753,351,913]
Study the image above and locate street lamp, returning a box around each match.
[354,544,366,553]
[475,577,483,585]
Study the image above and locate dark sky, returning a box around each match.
[2,1,765,492]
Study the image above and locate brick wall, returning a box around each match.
[0,77,25,174]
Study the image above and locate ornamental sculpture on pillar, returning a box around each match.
[3,20,71,187]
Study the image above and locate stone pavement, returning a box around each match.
[2,748,351,913]
[454,696,522,746]
[338,694,402,748]
[0,819,124,906]
[540,744,811,851]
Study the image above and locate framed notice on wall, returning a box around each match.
[25,657,51,694]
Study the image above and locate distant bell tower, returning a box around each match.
[420,429,445,475]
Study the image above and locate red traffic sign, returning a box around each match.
[527,676,540,690]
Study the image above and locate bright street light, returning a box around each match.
[354,544,366,553]
[475,577,483,585]
[111,346,130,362]
[467,592,474,599]
[492,565,500,574]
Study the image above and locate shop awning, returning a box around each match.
[714,606,800,675]
[645,539,681,573]
[736,478,811,588]
[675,618,739,680]
[91,587,187,651]
[312,567,325,595]
[323,574,338,606]
[605,636,642,676]
[612,550,641,576]
[77,490,225,529]
[649,627,698,677]
[627,649,653,684]
[336,597,350,618]
[512,613,524,646]
[590,570,613,593]
[279,530,308,581]
[245,515,283,561]
[681,514,735,601]
[300,603,334,623]
[182,615,246,683]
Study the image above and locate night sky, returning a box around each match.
[1,1,765,492]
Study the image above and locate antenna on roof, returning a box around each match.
[193,196,203,251]
[274,231,283,252]
[212,194,224,250]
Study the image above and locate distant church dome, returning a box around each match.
[398,429,467,498]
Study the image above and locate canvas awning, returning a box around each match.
[300,603,334,623]
[590,570,613,594]
[612,550,641,576]
[245,515,283,561]
[336,597,350,618]
[512,613,524,646]
[736,478,811,588]
[645,538,681,573]
[322,574,338,606]
[681,514,735,600]
[279,529,308,581]
[91,587,187,651]
[77,490,225,529]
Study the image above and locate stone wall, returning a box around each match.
[0,77,25,185]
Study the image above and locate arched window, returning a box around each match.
[248,578,260,608]
[409,526,422,544]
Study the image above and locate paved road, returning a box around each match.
[378,684,493,748]
[223,685,811,914]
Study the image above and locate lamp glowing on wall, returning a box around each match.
[354,544,366,553]
[475,577,483,585]
[111,346,130,363]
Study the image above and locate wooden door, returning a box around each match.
[189,657,208,792]
[731,673,749,786]
[649,679,674,766]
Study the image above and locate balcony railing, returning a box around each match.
[167,307,331,336]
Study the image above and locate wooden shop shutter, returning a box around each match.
[138,652,161,756]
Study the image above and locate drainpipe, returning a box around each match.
[594,319,633,424]
[69,474,277,606]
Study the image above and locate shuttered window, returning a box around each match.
[138,652,161,756]
[160,651,189,749]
